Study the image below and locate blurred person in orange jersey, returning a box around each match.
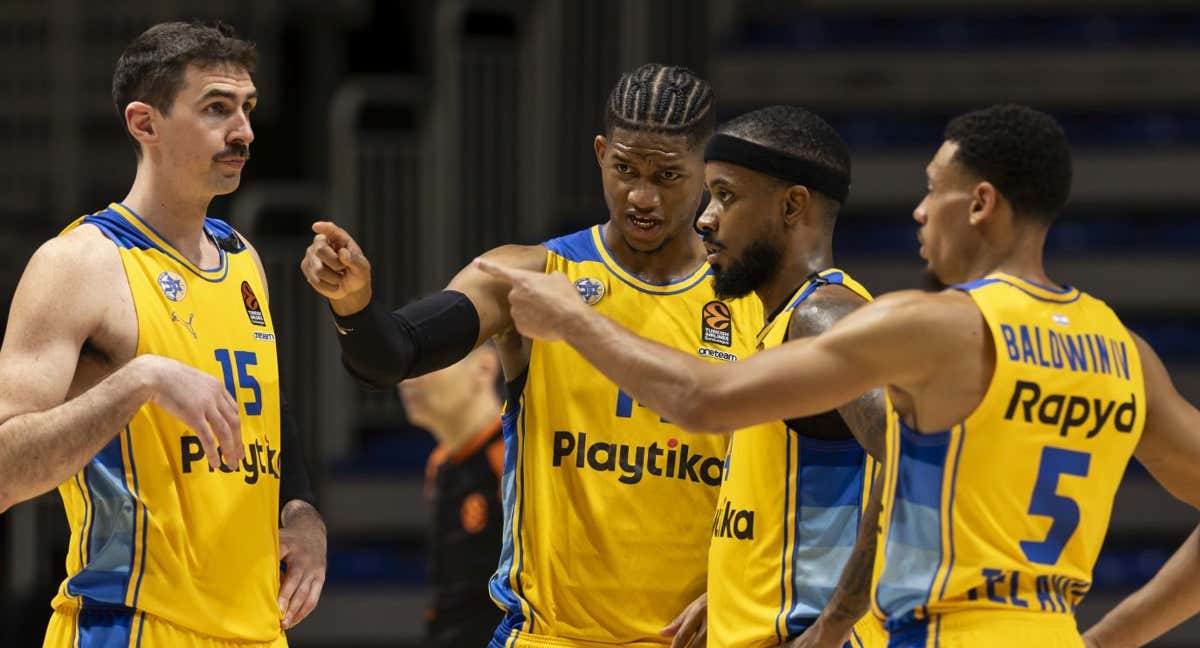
[399,344,505,648]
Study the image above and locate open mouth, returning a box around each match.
[627,214,660,231]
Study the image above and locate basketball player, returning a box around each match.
[398,345,505,647]
[302,64,762,647]
[0,21,320,646]
[478,104,1200,646]
[646,106,887,648]
[1082,525,1200,646]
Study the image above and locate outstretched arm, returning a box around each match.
[1083,525,1200,648]
[301,222,546,387]
[475,259,938,433]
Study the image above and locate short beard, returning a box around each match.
[710,237,784,300]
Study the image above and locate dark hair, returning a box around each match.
[944,104,1072,223]
[717,105,851,206]
[112,20,258,155]
[604,63,715,149]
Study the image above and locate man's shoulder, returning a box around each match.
[35,224,124,278]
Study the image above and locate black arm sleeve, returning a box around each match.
[331,290,481,388]
[279,394,316,511]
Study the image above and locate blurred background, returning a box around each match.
[1,0,1198,645]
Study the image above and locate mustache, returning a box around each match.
[213,143,250,161]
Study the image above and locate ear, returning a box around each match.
[782,184,812,227]
[125,101,159,150]
[969,181,999,226]
[594,135,607,168]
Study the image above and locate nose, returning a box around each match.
[695,198,719,235]
[230,109,255,148]
[627,179,661,214]
[913,198,928,225]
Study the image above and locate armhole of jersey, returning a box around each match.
[504,368,529,415]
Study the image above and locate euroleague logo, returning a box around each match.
[701,300,732,347]
[241,281,266,327]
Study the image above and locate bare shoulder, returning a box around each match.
[476,243,548,273]
[26,225,125,292]
[4,225,125,350]
[788,283,871,339]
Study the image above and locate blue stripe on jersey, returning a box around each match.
[953,277,1082,304]
[489,394,531,643]
[774,430,795,644]
[203,217,240,247]
[83,210,157,251]
[786,437,868,636]
[885,611,930,648]
[67,436,137,607]
[84,207,232,282]
[878,422,951,632]
[77,607,137,648]
[544,227,603,263]
[125,426,150,608]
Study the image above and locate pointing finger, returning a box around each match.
[311,221,354,249]
[473,257,523,284]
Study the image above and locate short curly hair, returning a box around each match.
[944,105,1071,224]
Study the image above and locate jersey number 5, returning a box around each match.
[1020,446,1091,565]
[214,349,262,416]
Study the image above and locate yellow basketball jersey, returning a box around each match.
[52,204,283,643]
[872,273,1145,646]
[489,225,761,648]
[707,269,884,648]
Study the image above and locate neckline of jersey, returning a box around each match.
[591,225,711,294]
[110,202,228,278]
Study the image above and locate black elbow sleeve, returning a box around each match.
[332,290,481,387]
[278,395,316,510]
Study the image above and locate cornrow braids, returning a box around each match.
[604,63,715,149]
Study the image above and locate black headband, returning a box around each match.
[704,134,850,204]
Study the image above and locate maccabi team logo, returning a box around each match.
[701,300,732,347]
[574,277,605,306]
[241,281,266,326]
[157,271,187,302]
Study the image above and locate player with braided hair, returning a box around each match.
[302,63,761,647]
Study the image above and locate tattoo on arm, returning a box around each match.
[788,287,888,460]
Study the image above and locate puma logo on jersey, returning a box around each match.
[551,431,723,486]
[1003,380,1137,437]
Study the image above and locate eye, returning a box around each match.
[660,170,680,181]
[615,163,633,175]
[715,189,733,203]
[243,102,256,115]
[205,103,230,116]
